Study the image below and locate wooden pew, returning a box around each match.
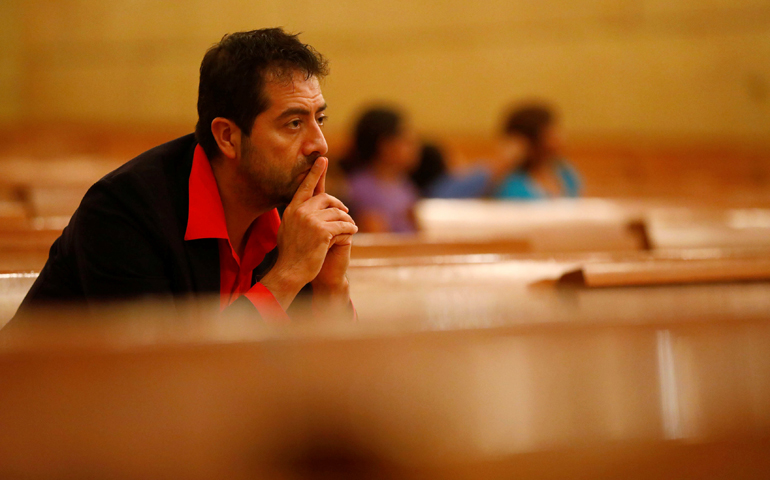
[4,192,770,270]
[1,300,769,478]
[414,198,770,255]
[0,273,38,328]
[0,156,121,217]
[414,198,648,253]
[0,227,62,250]
[0,216,65,271]
[0,208,62,271]
[0,200,27,217]
[349,248,770,288]
[351,233,530,258]
[645,207,770,250]
[0,250,50,273]
[347,248,770,324]
[3,246,765,327]
[554,249,770,287]
[25,185,90,217]
[0,156,119,188]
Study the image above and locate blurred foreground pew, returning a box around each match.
[1,298,770,479]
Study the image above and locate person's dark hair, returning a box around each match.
[195,28,329,160]
[502,103,554,145]
[502,103,556,172]
[340,107,403,174]
[410,143,448,195]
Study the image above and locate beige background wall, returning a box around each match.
[1,0,769,142]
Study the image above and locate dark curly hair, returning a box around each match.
[195,28,329,160]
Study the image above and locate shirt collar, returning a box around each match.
[184,144,280,254]
[185,144,229,241]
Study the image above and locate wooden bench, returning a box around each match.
[1,302,769,478]
[4,246,768,327]
[554,249,770,287]
[347,248,770,324]
[0,216,65,271]
[0,156,120,217]
[414,198,649,253]
[350,248,770,287]
[351,233,530,258]
[415,199,770,254]
[0,273,38,328]
[645,207,770,250]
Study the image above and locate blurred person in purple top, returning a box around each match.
[341,107,420,233]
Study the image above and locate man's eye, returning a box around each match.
[290,120,301,128]
[317,115,327,126]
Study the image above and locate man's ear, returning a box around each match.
[210,117,242,161]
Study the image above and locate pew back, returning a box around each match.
[1,305,769,478]
[0,273,38,327]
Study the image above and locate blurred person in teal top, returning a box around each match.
[495,103,582,200]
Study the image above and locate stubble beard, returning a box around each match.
[238,140,316,209]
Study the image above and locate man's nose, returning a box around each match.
[303,122,328,157]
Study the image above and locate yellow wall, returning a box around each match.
[0,1,23,121]
[4,0,770,141]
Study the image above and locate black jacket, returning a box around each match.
[13,134,284,321]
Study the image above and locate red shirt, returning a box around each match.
[184,145,290,323]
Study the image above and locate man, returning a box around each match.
[13,28,357,322]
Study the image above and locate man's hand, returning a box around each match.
[310,158,356,319]
[310,158,353,300]
[261,157,357,310]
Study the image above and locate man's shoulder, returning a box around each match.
[75,133,197,224]
[103,133,198,184]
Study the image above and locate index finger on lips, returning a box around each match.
[313,157,328,197]
[290,157,327,206]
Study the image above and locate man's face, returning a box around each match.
[238,71,328,207]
